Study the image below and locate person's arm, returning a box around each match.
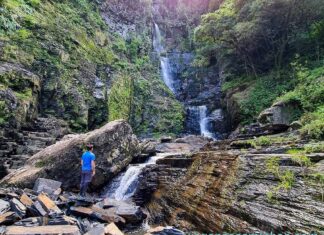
[91,160,96,176]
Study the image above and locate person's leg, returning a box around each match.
[80,172,86,196]
[83,171,92,196]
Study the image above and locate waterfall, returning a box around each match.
[188,106,215,139]
[105,154,167,201]
[153,23,175,93]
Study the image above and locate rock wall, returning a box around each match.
[147,141,324,233]
[0,120,140,191]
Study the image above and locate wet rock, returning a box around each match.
[33,178,62,199]
[156,157,193,168]
[1,120,140,191]
[0,200,10,215]
[6,225,80,235]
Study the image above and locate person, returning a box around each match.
[80,144,96,197]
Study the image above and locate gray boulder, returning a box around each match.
[0,120,140,191]
[258,101,301,129]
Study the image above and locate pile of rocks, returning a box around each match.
[0,178,149,235]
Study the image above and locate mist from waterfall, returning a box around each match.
[153,23,175,93]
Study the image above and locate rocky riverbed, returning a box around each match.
[0,120,323,234]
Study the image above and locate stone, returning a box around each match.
[146,226,184,235]
[36,193,62,215]
[258,101,301,132]
[84,225,105,235]
[6,225,80,235]
[0,212,16,225]
[104,223,124,235]
[115,204,146,224]
[290,121,302,130]
[69,207,93,218]
[19,193,33,207]
[33,178,62,198]
[9,198,26,219]
[1,120,140,191]
[160,136,173,143]
[91,206,125,224]
[0,200,10,215]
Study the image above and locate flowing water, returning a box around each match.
[188,105,215,139]
[153,23,176,93]
[105,153,168,200]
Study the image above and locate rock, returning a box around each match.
[0,200,10,215]
[258,101,301,130]
[91,206,125,224]
[156,157,193,168]
[0,212,16,225]
[6,225,80,235]
[104,223,124,235]
[33,178,62,198]
[19,193,33,207]
[290,121,302,130]
[1,120,140,191]
[146,226,184,235]
[9,199,26,219]
[115,204,146,224]
[160,136,173,143]
[84,224,105,235]
[14,215,77,226]
[35,193,62,215]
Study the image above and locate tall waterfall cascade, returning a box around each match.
[153,23,176,93]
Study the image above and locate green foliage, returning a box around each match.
[108,74,134,122]
[300,106,324,140]
[266,156,295,201]
[304,143,324,153]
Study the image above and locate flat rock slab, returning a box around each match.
[37,193,62,215]
[105,222,124,235]
[6,225,80,235]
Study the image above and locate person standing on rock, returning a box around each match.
[80,144,96,197]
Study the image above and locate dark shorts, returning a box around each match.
[81,171,92,184]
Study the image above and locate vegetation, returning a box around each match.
[266,156,295,201]
[0,0,184,135]
[194,0,324,131]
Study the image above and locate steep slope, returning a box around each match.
[0,0,184,135]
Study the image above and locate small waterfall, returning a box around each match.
[188,106,215,139]
[153,23,175,93]
[105,154,167,201]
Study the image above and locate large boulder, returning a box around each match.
[258,101,301,131]
[0,120,139,191]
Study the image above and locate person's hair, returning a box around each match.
[86,144,93,151]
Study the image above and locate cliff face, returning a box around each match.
[147,138,324,233]
[0,0,184,135]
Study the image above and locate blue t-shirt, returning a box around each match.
[81,151,96,171]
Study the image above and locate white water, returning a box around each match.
[188,105,215,139]
[153,23,175,93]
[105,153,168,201]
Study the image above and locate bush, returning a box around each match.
[300,106,324,140]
